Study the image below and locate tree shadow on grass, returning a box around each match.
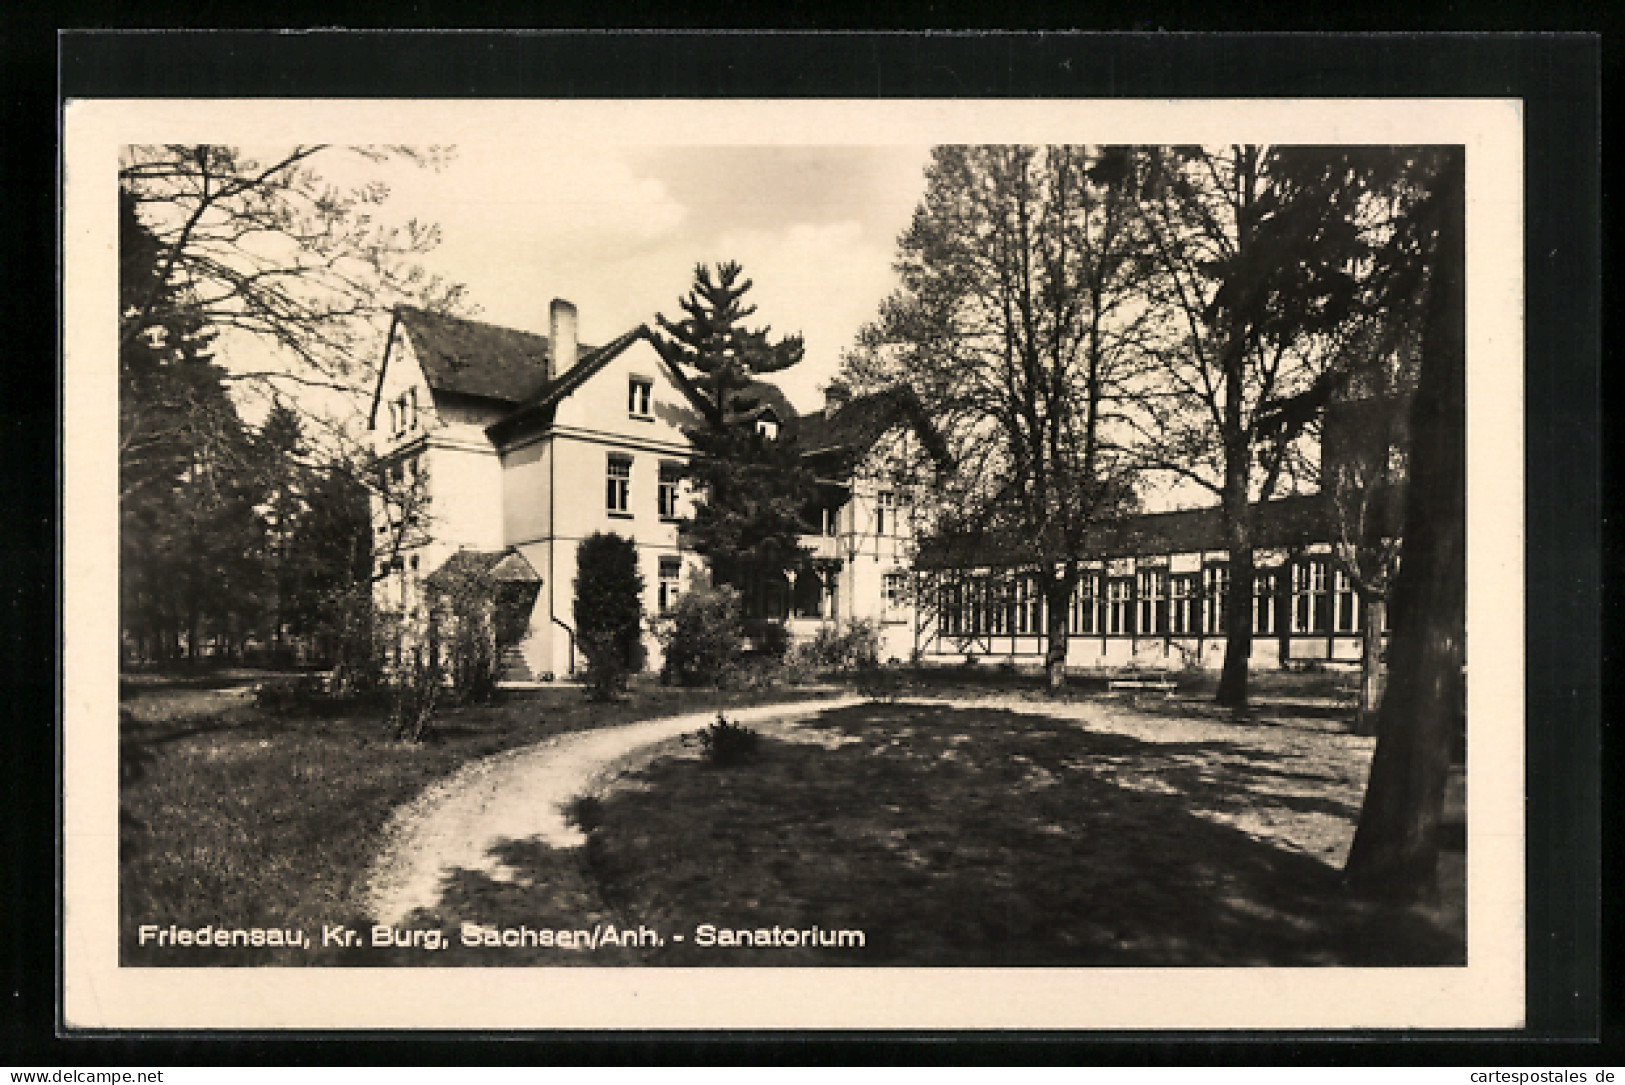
[384,702,1462,968]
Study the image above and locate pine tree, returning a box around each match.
[655,263,818,607]
[655,261,804,426]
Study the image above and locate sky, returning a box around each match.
[313,142,934,414]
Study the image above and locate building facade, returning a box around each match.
[372,299,1396,681]
[369,301,940,680]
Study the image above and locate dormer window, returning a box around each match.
[756,410,780,440]
[628,377,654,419]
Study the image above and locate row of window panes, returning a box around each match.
[606,455,683,520]
[938,561,1369,638]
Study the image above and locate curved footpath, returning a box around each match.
[362,695,863,926]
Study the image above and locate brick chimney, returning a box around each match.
[549,298,578,380]
[823,379,851,417]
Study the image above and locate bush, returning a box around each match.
[694,712,760,767]
[386,648,442,742]
[656,580,744,687]
[745,618,792,661]
[574,533,646,700]
[792,619,881,675]
[718,654,783,691]
[254,674,330,716]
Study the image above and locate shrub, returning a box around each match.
[793,619,881,675]
[719,653,782,691]
[386,647,442,742]
[253,674,329,715]
[695,711,760,767]
[655,579,744,687]
[745,618,792,661]
[574,533,646,700]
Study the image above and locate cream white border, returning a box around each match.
[63,97,1525,1030]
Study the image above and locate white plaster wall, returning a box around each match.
[552,339,703,444]
[501,438,553,548]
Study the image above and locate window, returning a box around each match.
[1291,560,1328,633]
[941,582,963,636]
[657,556,681,613]
[1257,568,1284,635]
[987,577,1010,635]
[391,388,417,437]
[606,455,632,515]
[1169,574,1197,635]
[1107,577,1133,635]
[1011,575,1043,634]
[628,377,653,419]
[1137,568,1166,635]
[658,461,681,520]
[1334,568,1361,632]
[821,505,840,537]
[1202,565,1229,634]
[876,490,896,535]
[883,571,907,613]
[756,411,780,440]
[1071,573,1101,635]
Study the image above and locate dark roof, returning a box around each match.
[916,494,1337,570]
[395,306,593,404]
[793,387,950,466]
[484,325,662,446]
[425,547,542,586]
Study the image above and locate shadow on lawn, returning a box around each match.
[392,702,1463,968]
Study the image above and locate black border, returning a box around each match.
[13,28,1606,1064]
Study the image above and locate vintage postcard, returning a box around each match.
[63,97,1524,1030]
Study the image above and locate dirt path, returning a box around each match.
[362,696,862,926]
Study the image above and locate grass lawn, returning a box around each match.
[118,675,839,966]
[414,690,1465,968]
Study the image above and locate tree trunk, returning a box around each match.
[1355,591,1385,736]
[1044,566,1077,691]
[1216,490,1255,708]
[1344,152,1465,902]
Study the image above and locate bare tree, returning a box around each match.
[1123,145,1397,708]
[843,145,1149,689]
[119,144,464,395]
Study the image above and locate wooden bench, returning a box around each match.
[1106,677,1177,695]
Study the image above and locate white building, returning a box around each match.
[369,301,944,680]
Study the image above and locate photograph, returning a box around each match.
[62,96,1527,1030]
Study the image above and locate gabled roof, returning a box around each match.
[395,306,589,405]
[915,494,1339,570]
[794,386,951,467]
[425,547,543,586]
[484,325,673,446]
